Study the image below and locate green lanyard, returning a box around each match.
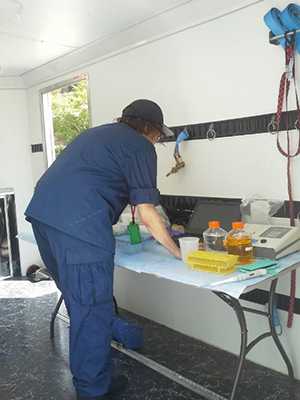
[128,205,142,245]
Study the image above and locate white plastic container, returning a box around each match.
[179,237,199,263]
[203,221,227,252]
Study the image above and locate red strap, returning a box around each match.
[130,205,136,224]
[274,41,299,328]
[275,72,288,130]
[288,270,297,327]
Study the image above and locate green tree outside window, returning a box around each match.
[51,79,89,156]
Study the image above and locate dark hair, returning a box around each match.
[117,116,161,137]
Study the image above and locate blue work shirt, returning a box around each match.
[25,123,160,253]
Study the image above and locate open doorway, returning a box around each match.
[41,74,91,167]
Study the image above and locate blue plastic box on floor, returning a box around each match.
[112,316,144,350]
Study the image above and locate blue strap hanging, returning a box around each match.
[281,3,300,53]
[264,4,300,53]
[166,129,189,177]
[264,7,287,48]
[175,129,189,153]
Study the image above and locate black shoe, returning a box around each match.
[77,394,110,400]
[77,394,109,400]
[77,375,128,400]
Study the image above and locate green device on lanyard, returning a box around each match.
[128,205,142,245]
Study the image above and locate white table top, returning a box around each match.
[115,238,300,299]
[18,231,300,299]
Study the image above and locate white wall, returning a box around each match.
[0,89,40,275]
[25,0,300,377]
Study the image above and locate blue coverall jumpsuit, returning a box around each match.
[25,123,160,399]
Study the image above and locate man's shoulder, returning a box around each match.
[87,122,129,134]
[88,123,154,153]
[85,123,133,143]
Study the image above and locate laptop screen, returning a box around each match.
[186,199,241,237]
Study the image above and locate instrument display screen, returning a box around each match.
[260,227,291,239]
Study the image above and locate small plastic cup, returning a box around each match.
[179,237,199,263]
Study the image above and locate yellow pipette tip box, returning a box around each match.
[187,251,239,274]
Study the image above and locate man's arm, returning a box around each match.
[137,203,181,259]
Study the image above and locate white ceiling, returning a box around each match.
[0,0,193,76]
[0,0,265,82]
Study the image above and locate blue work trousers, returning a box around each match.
[31,220,114,399]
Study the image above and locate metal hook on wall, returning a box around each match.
[267,115,278,135]
[207,123,217,141]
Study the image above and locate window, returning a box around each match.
[41,74,91,167]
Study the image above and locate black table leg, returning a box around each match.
[113,295,119,315]
[215,292,248,400]
[50,294,63,339]
[215,277,295,400]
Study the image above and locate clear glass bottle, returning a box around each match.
[226,221,253,264]
[203,221,227,252]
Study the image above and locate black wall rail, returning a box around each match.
[31,110,300,149]
[162,109,300,142]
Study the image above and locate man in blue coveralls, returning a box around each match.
[25,99,181,400]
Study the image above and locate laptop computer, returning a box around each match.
[186,199,241,237]
[172,199,241,245]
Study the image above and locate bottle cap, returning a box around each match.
[208,220,220,229]
[232,221,244,230]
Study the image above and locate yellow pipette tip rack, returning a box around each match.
[187,251,239,274]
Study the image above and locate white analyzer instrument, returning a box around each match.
[244,223,300,259]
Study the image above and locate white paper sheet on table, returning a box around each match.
[115,239,300,299]
[18,231,300,299]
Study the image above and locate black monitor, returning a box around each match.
[186,199,241,237]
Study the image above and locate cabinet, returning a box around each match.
[0,189,20,279]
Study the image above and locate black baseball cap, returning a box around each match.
[121,99,174,138]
